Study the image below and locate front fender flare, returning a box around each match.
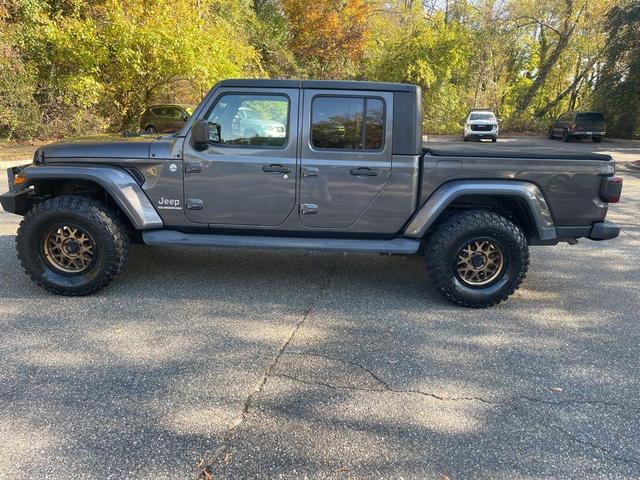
[404,180,556,241]
[17,165,163,230]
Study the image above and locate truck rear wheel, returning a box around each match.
[16,196,129,295]
[425,210,529,308]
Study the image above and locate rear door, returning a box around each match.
[182,88,299,226]
[299,89,392,228]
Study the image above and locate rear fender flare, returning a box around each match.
[404,180,556,241]
[17,165,163,230]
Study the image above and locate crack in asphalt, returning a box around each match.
[278,351,636,410]
[551,424,640,469]
[273,364,640,470]
[195,261,336,479]
[621,229,640,242]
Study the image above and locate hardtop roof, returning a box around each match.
[217,78,418,93]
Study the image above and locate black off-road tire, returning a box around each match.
[491,137,497,142]
[562,129,571,142]
[548,128,555,139]
[16,195,129,295]
[425,210,529,308]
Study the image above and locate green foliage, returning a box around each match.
[366,9,473,133]
[592,0,640,138]
[0,44,41,141]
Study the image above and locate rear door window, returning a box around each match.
[311,96,385,151]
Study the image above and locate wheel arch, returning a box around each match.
[405,180,556,243]
[16,165,163,230]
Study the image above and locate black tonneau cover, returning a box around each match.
[424,147,612,161]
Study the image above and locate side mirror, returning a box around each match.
[191,119,221,149]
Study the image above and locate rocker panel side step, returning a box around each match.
[142,230,420,254]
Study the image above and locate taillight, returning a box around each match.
[601,176,623,203]
[571,123,577,131]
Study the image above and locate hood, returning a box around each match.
[38,134,159,160]
[466,119,497,125]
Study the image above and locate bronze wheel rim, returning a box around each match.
[42,225,97,274]
[456,238,505,286]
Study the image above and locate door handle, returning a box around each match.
[185,162,202,174]
[301,203,318,215]
[263,164,291,174]
[350,167,378,177]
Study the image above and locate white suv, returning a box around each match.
[464,110,499,142]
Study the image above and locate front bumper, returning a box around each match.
[0,189,34,215]
[465,127,498,139]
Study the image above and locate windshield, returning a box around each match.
[241,108,261,120]
[469,113,495,121]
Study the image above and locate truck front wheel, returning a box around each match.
[16,196,129,295]
[425,210,529,308]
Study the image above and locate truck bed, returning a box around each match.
[421,147,614,227]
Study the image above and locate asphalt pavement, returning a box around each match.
[0,136,639,479]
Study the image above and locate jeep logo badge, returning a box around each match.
[157,197,181,210]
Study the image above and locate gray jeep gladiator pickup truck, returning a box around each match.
[0,79,623,307]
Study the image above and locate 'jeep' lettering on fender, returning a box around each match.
[157,197,181,210]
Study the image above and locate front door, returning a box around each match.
[299,89,392,228]
[182,88,298,226]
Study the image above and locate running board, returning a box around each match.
[142,230,420,254]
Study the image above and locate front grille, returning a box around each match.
[471,124,495,132]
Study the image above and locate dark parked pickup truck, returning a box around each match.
[0,80,623,307]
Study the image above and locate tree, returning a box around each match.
[281,0,370,79]
[365,4,473,133]
[510,0,609,117]
[593,0,640,138]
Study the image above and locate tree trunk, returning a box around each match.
[516,31,572,114]
[515,0,583,115]
[535,51,603,117]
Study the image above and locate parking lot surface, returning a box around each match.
[1,136,639,478]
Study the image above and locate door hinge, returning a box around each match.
[300,203,318,215]
[186,198,204,210]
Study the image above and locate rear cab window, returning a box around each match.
[576,112,604,122]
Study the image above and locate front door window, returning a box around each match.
[206,95,289,147]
